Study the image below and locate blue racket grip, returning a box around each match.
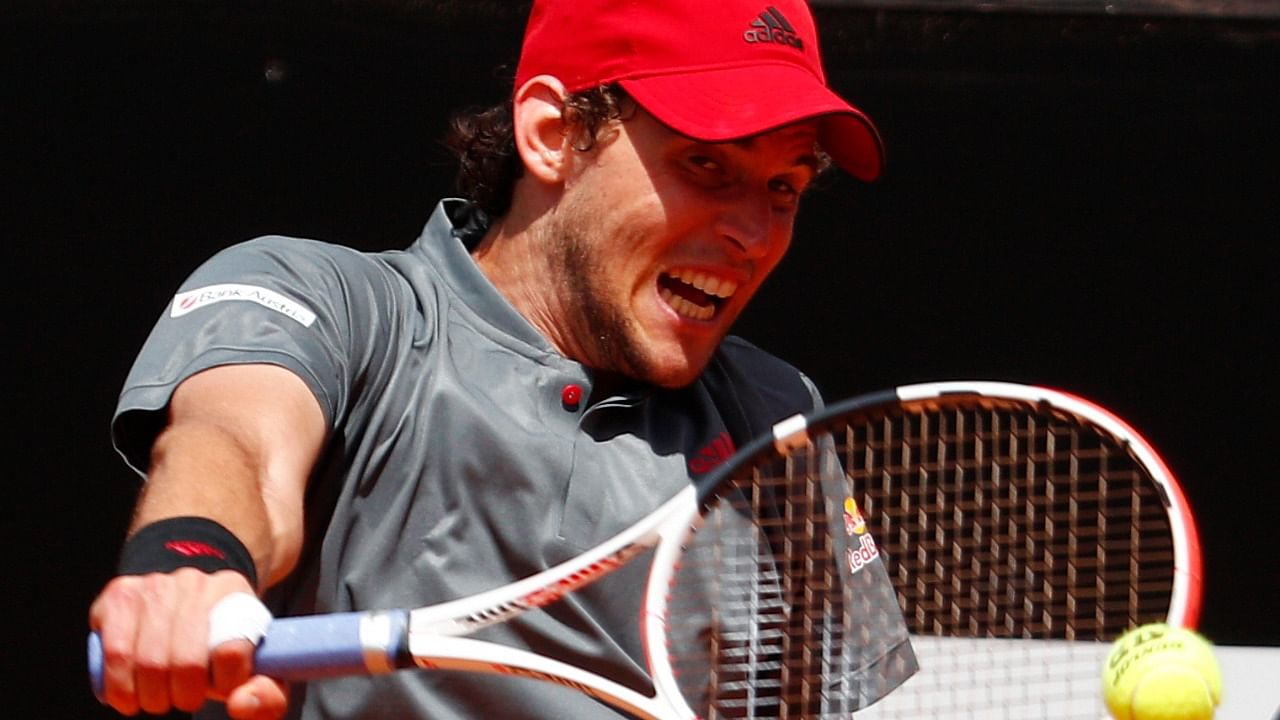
[88,631,105,702]
[255,610,410,680]
[88,609,410,701]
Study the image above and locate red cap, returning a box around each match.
[514,0,884,181]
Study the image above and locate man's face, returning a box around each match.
[546,108,821,388]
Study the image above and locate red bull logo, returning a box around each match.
[843,497,879,574]
[843,497,867,536]
[847,534,880,573]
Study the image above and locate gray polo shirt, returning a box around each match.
[113,200,829,718]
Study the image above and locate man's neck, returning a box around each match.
[470,203,581,363]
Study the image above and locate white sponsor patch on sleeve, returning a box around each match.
[171,283,317,327]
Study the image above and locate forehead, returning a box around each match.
[726,121,821,155]
[628,107,820,161]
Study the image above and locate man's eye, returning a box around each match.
[689,155,720,172]
[770,179,799,197]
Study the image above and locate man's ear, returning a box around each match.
[512,75,570,185]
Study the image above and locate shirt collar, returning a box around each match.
[411,199,561,356]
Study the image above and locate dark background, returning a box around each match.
[4,1,1277,717]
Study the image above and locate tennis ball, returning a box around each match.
[1102,623,1223,720]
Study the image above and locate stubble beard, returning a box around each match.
[551,218,663,385]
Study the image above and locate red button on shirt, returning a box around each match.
[561,384,583,409]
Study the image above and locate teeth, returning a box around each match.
[670,269,738,299]
[659,287,716,321]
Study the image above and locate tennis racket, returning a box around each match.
[88,380,1201,719]
[829,381,1203,719]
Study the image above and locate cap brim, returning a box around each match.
[619,64,884,181]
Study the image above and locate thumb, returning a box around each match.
[225,674,288,720]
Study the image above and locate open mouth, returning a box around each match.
[658,269,739,321]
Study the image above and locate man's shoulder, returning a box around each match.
[714,336,808,385]
[220,234,379,267]
[209,235,413,292]
[703,336,819,441]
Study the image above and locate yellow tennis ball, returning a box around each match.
[1102,623,1223,720]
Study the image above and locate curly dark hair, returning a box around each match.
[444,84,633,219]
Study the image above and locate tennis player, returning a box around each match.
[88,1,897,717]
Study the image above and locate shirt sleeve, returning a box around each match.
[111,235,398,476]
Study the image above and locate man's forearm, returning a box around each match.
[130,419,289,589]
[127,363,323,589]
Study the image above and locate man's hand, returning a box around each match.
[89,568,288,719]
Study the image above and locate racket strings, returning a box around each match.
[846,401,1175,642]
[667,452,915,718]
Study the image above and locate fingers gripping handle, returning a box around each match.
[88,610,411,701]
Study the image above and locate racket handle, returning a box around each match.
[87,609,411,700]
[87,631,105,702]
[255,610,411,679]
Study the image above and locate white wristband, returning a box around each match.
[207,592,273,650]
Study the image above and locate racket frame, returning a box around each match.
[401,484,702,719]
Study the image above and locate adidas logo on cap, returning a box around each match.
[743,6,804,49]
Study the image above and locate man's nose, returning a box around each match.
[714,194,776,259]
